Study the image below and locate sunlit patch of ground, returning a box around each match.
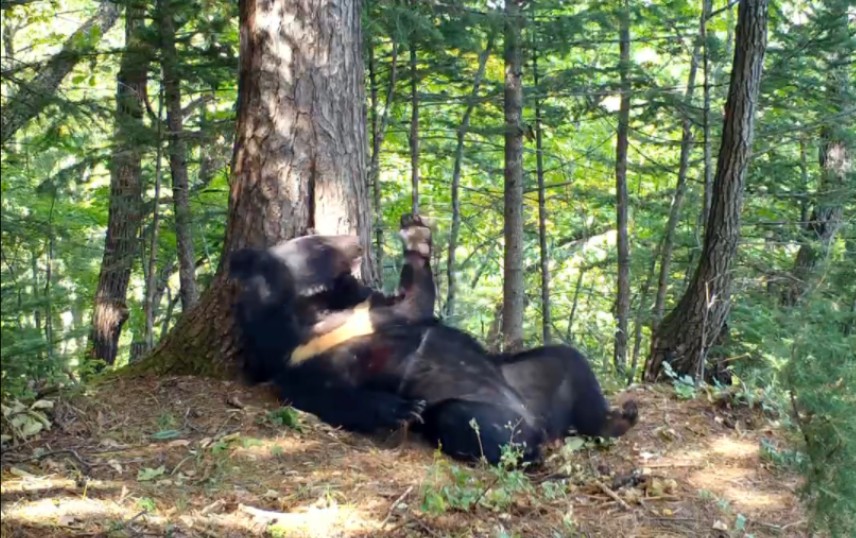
[1,375,810,537]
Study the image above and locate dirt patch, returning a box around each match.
[1,376,808,537]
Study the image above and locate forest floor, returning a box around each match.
[1,375,809,538]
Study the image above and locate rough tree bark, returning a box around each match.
[613,0,632,374]
[87,4,148,367]
[1,0,120,145]
[645,0,768,381]
[134,0,375,377]
[501,0,526,352]
[783,2,851,305]
[533,40,551,344]
[653,9,704,323]
[159,0,199,310]
[445,35,493,320]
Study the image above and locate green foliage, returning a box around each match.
[420,443,534,514]
[2,1,854,534]
[782,299,856,537]
[262,406,304,432]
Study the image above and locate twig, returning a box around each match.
[596,480,632,511]
[380,485,413,527]
[237,503,301,524]
[2,448,92,474]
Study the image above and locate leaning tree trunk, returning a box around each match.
[445,34,493,321]
[1,0,120,146]
[653,6,704,323]
[644,0,768,381]
[87,4,148,367]
[501,0,526,353]
[134,0,375,378]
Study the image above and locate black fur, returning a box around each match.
[230,218,544,465]
[492,346,639,439]
[317,217,640,444]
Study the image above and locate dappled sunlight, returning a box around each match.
[1,475,114,497]
[2,495,156,527]
[1,376,809,537]
[230,435,322,460]
[709,434,759,459]
[689,464,791,512]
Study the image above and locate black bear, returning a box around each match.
[230,218,545,465]
[228,233,374,384]
[285,217,638,447]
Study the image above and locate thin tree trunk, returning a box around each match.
[44,194,57,363]
[88,4,148,367]
[368,40,399,281]
[533,40,551,344]
[653,13,703,323]
[629,242,660,384]
[566,270,586,343]
[501,0,526,352]
[444,34,494,320]
[645,0,769,381]
[135,0,374,377]
[159,0,199,310]
[143,87,165,352]
[409,44,420,214]
[1,0,120,145]
[613,0,632,374]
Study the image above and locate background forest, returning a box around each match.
[2,0,854,536]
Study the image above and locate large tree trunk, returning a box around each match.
[532,41,551,344]
[159,0,199,310]
[783,2,851,305]
[645,0,768,381]
[501,0,525,352]
[613,0,631,375]
[1,0,120,146]
[445,35,493,321]
[87,5,148,367]
[133,0,374,378]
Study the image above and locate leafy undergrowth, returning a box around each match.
[1,376,808,537]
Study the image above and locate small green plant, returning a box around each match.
[419,442,534,514]
[263,406,304,432]
[240,437,263,448]
[137,466,166,482]
[136,496,157,512]
[156,412,177,430]
[663,362,699,399]
[759,438,805,470]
